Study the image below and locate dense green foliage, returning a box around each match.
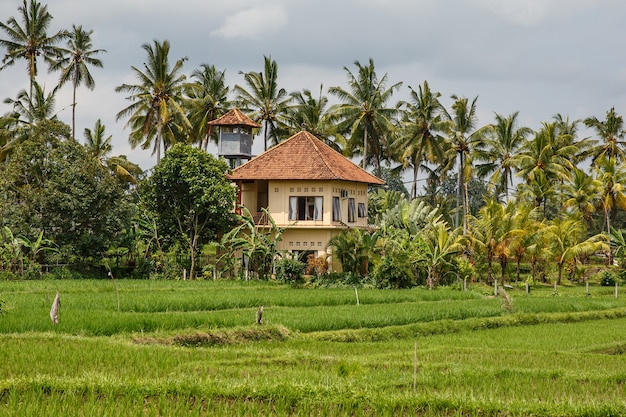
[0,120,134,261]
[1,0,626,290]
[141,143,236,279]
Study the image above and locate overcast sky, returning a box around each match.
[1,0,625,175]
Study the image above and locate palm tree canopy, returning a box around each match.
[283,85,345,151]
[51,24,105,91]
[0,0,67,82]
[234,55,291,151]
[185,63,230,149]
[473,111,532,200]
[584,107,626,164]
[329,58,402,171]
[115,39,190,162]
[50,24,105,139]
[392,81,448,199]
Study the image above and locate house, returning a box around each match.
[226,128,384,265]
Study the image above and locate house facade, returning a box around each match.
[227,129,384,264]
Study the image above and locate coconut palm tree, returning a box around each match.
[185,63,229,151]
[83,119,142,185]
[417,222,466,289]
[0,0,67,102]
[584,107,626,165]
[4,80,57,125]
[115,39,190,163]
[234,55,291,151]
[561,168,601,229]
[593,156,626,238]
[517,121,578,216]
[544,214,608,284]
[328,228,380,277]
[442,95,489,234]
[392,81,447,199]
[329,58,402,171]
[470,199,524,284]
[473,111,532,201]
[49,24,105,139]
[283,85,344,151]
[508,203,542,282]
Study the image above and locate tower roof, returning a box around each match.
[227,130,384,185]
[207,108,261,128]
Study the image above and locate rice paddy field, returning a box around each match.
[1,279,626,416]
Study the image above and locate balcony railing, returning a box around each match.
[252,211,269,225]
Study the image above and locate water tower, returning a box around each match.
[208,108,261,168]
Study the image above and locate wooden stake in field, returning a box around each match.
[413,340,418,393]
[256,305,263,325]
[50,292,60,325]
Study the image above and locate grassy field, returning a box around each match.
[1,279,626,416]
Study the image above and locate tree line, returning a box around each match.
[1,0,625,286]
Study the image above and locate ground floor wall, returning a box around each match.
[278,228,343,272]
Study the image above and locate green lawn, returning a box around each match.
[1,279,625,416]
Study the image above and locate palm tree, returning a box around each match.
[283,85,344,151]
[515,171,555,217]
[185,63,229,151]
[83,119,142,185]
[470,199,524,284]
[593,156,626,238]
[517,121,578,216]
[442,95,489,234]
[4,80,57,125]
[234,55,291,151]
[49,24,105,139]
[417,222,465,289]
[544,214,608,284]
[329,58,402,171]
[561,168,601,229]
[473,111,532,201]
[392,81,447,199]
[115,39,190,163]
[328,228,380,277]
[508,203,542,282]
[0,0,67,102]
[584,107,626,165]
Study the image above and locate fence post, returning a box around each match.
[494,280,498,296]
[616,282,619,299]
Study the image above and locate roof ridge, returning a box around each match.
[307,133,342,179]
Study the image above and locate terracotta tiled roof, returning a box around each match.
[207,108,261,128]
[228,130,385,185]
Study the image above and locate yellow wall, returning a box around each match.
[238,179,371,268]
[240,179,370,228]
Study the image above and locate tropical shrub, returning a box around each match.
[371,253,415,289]
[275,258,306,284]
[601,271,616,287]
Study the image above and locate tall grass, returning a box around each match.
[2,280,626,415]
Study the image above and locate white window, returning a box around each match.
[332,196,341,222]
[348,198,356,223]
[289,196,323,221]
[358,202,366,218]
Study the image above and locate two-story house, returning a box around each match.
[227,128,384,264]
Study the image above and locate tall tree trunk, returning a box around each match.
[363,124,368,169]
[156,120,163,163]
[411,164,418,200]
[71,81,77,140]
[456,152,462,229]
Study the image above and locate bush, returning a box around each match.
[371,255,415,289]
[601,271,617,287]
[275,258,306,284]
